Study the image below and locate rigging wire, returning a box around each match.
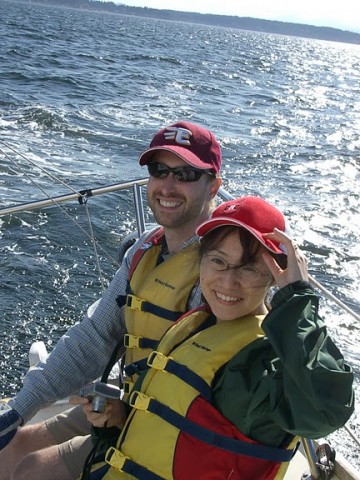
[83,194,106,291]
[0,142,120,285]
[218,189,360,323]
[0,140,82,197]
[343,424,360,448]
[309,275,360,322]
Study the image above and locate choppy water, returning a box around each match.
[1,0,360,469]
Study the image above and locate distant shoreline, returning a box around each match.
[12,0,360,45]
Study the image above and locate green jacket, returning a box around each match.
[212,281,354,446]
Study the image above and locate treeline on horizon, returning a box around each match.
[14,0,360,44]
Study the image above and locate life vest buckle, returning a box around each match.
[147,351,169,370]
[129,391,151,411]
[124,333,141,348]
[105,447,129,470]
[126,294,144,311]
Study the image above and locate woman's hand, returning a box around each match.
[69,395,127,429]
[262,228,308,289]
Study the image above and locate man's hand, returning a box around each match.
[0,403,22,451]
[84,398,127,429]
[71,395,127,430]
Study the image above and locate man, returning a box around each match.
[0,121,222,480]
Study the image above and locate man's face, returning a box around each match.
[147,151,220,233]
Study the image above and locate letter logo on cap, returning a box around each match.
[164,127,192,146]
[224,204,238,212]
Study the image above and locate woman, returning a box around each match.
[81,196,354,480]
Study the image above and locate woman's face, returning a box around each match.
[200,229,272,322]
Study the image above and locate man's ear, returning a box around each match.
[209,176,222,199]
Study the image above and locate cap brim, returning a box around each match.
[139,146,213,170]
[196,217,285,254]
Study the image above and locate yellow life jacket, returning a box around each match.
[102,309,296,480]
[122,229,200,396]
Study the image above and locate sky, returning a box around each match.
[107,0,360,33]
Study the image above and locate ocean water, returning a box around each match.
[0,0,360,469]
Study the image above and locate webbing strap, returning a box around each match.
[138,338,158,349]
[121,457,165,480]
[147,352,213,402]
[143,397,294,462]
[89,464,110,480]
[106,448,164,480]
[126,295,182,322]
[124,358,148,377]
[124,334,158,350]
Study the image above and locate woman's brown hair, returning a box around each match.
[199,225,287,269]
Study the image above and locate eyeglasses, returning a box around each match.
[147,162,214,183]
[202,254,272,286]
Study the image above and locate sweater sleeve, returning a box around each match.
[8,233,150,423]
[213,282,354,444]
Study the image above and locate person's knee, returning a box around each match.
[11,452,37,480]
[9,422,49,451]
[11,447,72,480]
[0,422,58,480]
[0,425,33,469]
[6,425,31,450]
[0,422,55,466]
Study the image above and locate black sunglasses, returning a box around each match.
[147,162,214,183]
